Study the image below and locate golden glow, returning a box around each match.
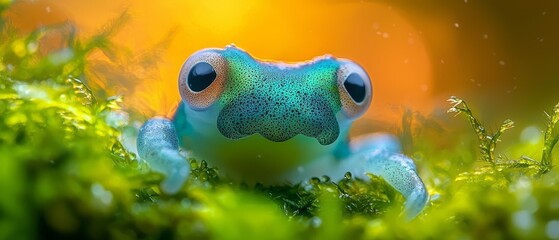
[8,0,435,122]
[185,0,258,38]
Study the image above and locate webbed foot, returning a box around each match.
[137,117,190,194]
[340,134,429,219]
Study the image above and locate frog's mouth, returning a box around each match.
[216,95,340,145]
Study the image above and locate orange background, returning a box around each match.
[6,0,559,129]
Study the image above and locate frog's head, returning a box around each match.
[178,46,372,145]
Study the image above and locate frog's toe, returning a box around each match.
[379,154,429,220]
[402,181,429,220]
[138,117,190,194]
[160,163,190,194]
[356,151,429,220]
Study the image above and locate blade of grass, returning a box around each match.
[539,102,559,174]
[447,96,514,165]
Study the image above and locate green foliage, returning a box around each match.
[449,96,559,180]
[2,5,559,240]
[448,96,515,164]
[541,102,559,173]
[0,0,11,12]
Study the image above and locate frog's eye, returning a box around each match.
[188,62,216,92]
[179,49,228,110]
[336,60,372,119]
[344,73,366,103]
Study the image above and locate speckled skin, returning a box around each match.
[137,46,428,219]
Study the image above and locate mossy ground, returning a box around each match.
[1,5,559,240]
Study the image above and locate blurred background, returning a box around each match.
[6,0,559,132]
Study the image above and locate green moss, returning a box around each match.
[2,5,559,240]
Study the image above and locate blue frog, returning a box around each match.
[137,45,428,219]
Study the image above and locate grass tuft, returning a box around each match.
[540,102,559,174]
[448,96,558,180]
[448,96,515,165]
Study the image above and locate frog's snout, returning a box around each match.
[216,94,340,145]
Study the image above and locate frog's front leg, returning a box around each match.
[137,117,190,193]
[338,133,429,220]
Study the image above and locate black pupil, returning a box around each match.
[343,73,366,103]
[188,62,217,92]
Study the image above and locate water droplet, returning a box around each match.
[310,216,322,227]
[344,172,352,180]
[546,220,559,239]
[27,42,38,53]
[91,183,113,207]
[520,126,541,145]
[513,210,534,230]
